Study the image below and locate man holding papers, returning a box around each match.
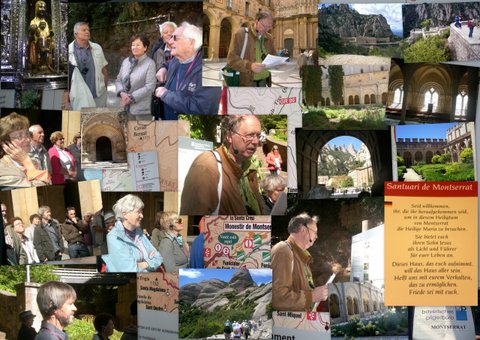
[226,11,276,87]
[271,213,329,311]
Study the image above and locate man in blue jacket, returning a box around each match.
[154,22,221,120]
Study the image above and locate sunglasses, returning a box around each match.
[175,218,183,224]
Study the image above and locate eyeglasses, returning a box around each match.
[304,224,318,237]
[9,130,30,140]
[259,20,273,31]
[172,35,188,41]
[233,131,262,142]
[176,218,183,224]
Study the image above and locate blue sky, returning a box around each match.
[319,3,403,35]
[327,136,364,151]
[179,268,272,287]
[396,123,456,140]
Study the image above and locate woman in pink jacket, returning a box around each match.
[48,131,76,184]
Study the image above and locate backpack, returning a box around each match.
[224,325,232,334]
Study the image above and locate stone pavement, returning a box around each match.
[202,59,302,88]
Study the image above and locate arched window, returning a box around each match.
[370,94,376,104]
[455,90,468,117]
[423,87,438,112]
[364,94,370,104]
[391,86,403,108]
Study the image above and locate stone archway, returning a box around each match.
[414,151,423,163]
[296,130,392,197]
[96,136,113,161]
[284,38,294,56]
[219,18,232,58]
[203,15,210,57]
[426,150,433,164]
[403,151,412,167]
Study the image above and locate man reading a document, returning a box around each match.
[226,11,276,87]
[271,213,329,311]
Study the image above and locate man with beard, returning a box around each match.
[28,124,52,174]
[180,115,264,215]
[35,281,77,340]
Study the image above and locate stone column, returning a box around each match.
[209,24,221,61]
[466,67,479,121]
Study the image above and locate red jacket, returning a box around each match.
[266,151,282,171]
[48,146,75,184]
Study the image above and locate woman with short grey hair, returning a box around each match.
[260,174,287,215]
[102,194,163,272]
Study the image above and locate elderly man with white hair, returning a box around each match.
[154,22,221,120]
[68,21,109,110]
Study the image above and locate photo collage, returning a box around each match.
[0,0,479,339]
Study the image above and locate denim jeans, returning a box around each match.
[68,242,90,258]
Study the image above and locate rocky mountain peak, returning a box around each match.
[229,269,256,291]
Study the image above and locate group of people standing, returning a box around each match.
[2,203,112,265]
[0,112,82,189]
[69,20,221,120]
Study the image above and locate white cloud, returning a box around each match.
[180,269,204,279]
[352,4,403,32]
[249,269,272,277]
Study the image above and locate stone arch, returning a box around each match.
[414,151,423,163]
[325,97,331,106]
[329,294,340,318]
[381,92,387,105]
[370,94,376,104]
[202,14,210,57]
[425,150,433,164]
[96,136,112,161]
[348,95,354,105]
[403,151,412,167]
[354,95,360,104]
[219,18,233,58]
[364,94,370,104]
[296,130,392,197]
[82,113,127,163]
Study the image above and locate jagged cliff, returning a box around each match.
[318,143,370,176]
[179,269,272,338]
[319,4,394,38]
[403,3,480,37]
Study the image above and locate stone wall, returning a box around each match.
[448,26,480,61]
[0,288,21,339]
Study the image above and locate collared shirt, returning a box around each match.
[29,143,51,173]
[35,320,68,340]
[44,222,61,253]
[73,40,97,97]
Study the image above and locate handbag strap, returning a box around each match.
[240,28,248,60]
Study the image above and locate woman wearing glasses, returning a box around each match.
[0,112,50,188]
[48,131,76,185]
[157,211,189,272]
[115,34,156,121]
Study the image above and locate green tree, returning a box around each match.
[397,155,405,166]
[179,115,222,144]
[439,153,452,164]
[431,154,441,164]
[420,19,432,30]
[0,265,58,293]
[341,176,354,188]
[302,65,323,106]
[328,65,344,106]
[460,147,473,164]
[404,36,449,63]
